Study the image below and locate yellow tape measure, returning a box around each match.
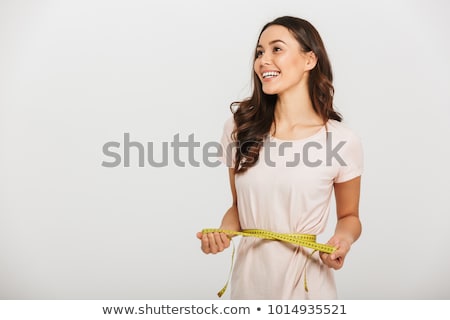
[201,229,336,297]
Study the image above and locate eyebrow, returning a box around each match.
[256,39,287,48]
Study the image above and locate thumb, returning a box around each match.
[327,239,340,259]
[327,237,340,248]
[196,232,204,239]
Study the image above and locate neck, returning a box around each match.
[274,84,322,126]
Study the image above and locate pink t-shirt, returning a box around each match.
[220,116,363,299]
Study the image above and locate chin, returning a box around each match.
[262,87,279,95]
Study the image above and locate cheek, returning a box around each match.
[277,52,301,67]
[253,62,262,80]
[279,57,305,81]
[253,60,259,72]
[275,55,292,68]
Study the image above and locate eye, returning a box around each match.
[273,47,282,53]
[255,49,264,58]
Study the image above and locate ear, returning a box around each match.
[304,51,318,71]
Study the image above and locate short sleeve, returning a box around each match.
[334,131,364,183]
[220,116,237,168]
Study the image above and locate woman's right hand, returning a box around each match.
[198,169,240,254]
[196,231,231,254]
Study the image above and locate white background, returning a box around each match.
[0,0,449,299]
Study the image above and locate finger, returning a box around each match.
[207,232,219,254]
[319,252,334,269]
[330,244,348,261]
[330,257,344,270]
[196,232,203,240]
[322,256,338,269]
[201,233,211,254]
[220,233,230,248]
[328,239,340,249]
[327,251,344,269]
[319,251,329,262]
[213,232,224,252]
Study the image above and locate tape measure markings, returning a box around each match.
[201,228,336,297]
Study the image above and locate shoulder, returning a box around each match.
[327,120,364,182]
[326,120,364,158]
[327,120,362,142]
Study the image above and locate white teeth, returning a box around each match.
[262,71,280,78]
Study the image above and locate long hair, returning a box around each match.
[231,16,342,174]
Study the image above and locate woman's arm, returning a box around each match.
[320,176,361,269]
[197,168,241,254]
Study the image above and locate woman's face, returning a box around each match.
[254,25,315,96]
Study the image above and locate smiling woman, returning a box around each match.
[255,26,318,97]
[0,0,449,306]
[197,16,364,300]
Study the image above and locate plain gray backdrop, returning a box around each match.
[1,0,449,299]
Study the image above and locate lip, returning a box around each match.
[261,70,280,81]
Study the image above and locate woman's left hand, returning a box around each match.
[319,236,351,270]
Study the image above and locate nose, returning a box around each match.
[259,52,272,66]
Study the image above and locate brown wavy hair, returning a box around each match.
[231,16,342,174]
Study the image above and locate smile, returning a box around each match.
[262,71,280,79]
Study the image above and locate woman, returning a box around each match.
[197,16,363,299]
